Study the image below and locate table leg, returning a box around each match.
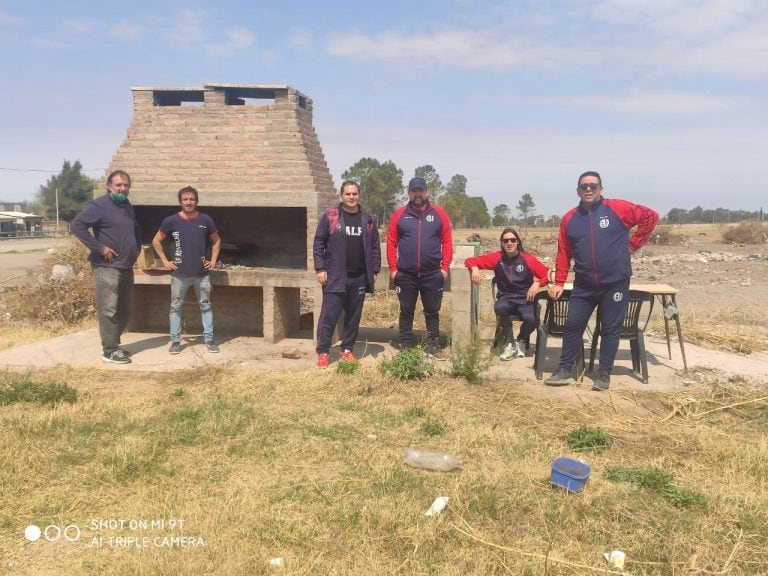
[661,295,673,360]
[671,295,688,372]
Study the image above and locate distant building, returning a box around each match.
[0,210,44,236]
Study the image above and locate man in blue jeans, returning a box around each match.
[545,171,658,390]
[152,186,222,354]
[71,170,141,364]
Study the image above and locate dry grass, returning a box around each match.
[1,366,767,575]
[1,239,97,349]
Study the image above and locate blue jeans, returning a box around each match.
[170,275,214,343]
[93,266,134,355]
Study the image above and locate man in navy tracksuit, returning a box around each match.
[545,171,658,390]
[387,177,453,358]
[313,180,381,368]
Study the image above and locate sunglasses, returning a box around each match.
[501,238,518,244]
[578,183,600,191]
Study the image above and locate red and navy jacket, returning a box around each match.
[313,204,381,294]
[386,200,453,276]
[464,250,549,298]
[555,197,658,289]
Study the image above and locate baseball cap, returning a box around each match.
[408,177,427,190]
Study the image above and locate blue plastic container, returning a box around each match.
[550,457,591,492]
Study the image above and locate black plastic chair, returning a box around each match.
[491,277,525,351]
[533,290,584,380]
[589,290,655,383]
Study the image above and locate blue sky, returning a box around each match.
[1,0,766,219]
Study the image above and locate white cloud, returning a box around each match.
[62,18,100,34]
[327,1,768,76]
[206,27,256,57]
[327,28,590,71]
[168,9,205,45]
[542,90,747,115]
[109,21,144,41]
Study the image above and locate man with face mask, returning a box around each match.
[71,170,141,364]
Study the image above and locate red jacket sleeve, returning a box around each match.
[521,252,550,284]
[606,199,659,252]
[554,208,577,285]
[386,206,406,273]
[433,205,453,272]
[464,251,502,270]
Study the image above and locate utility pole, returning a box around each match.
[55,185,59,235]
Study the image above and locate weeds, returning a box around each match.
[567,425,613,452]
[2,239,96,324]
[378,348,435,381]
[605,465,706,508]
[0,375,77,405]
[449,338,491,384]
[336,358,360,375]
[722,221,767,244]
[419,416,447,436]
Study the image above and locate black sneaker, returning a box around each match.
[169,342,181,355]
[205,341,220,353]
[545,369,575,386]
[118,348,131,358]
[102,349,132,364]
[425,342,447,361]
[592,370,611,391]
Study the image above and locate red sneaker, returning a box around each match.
[339,350,357,361]
[316,353,329,369]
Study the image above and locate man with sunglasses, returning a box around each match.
[464,228,549,360]
[387,177,453,359]
[545,171,658,390]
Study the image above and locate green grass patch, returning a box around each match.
[605,465,706,508]
[0,375,77,405]
[336,358,360,374]
[403,405,427,419]
[449,338,491,384]
[567,424,613,452]
[420,416,447,437]
[379,348,435,381]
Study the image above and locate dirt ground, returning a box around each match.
[0,237,70,287]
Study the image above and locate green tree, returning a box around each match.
[516,193,536,227]
[492,204,511,227]
[342,157,404,225]
[439,174,490,228]
[414,164,444,200]
[445,174,467,197]
[36,160,97,221]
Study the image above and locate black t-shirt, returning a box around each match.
[343,208,365,276]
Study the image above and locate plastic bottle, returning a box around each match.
[404,446,460,472]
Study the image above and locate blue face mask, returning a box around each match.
[111,192,129,204]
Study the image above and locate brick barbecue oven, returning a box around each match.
[104,83,337,342]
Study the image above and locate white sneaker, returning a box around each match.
[499,343,516,361]
[515,342,526,358]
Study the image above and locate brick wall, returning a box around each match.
[103,83,337,271]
